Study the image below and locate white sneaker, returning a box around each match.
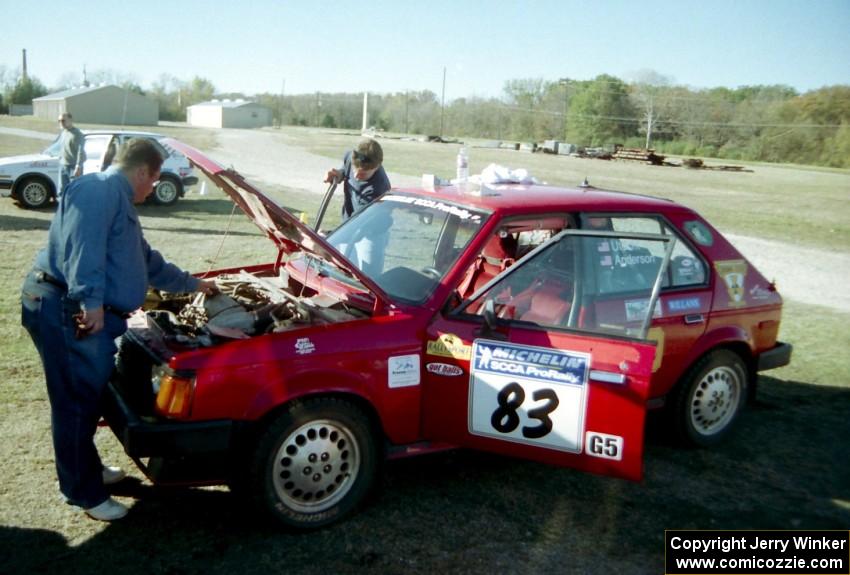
[102,466,127,485]
[85,497,128,521]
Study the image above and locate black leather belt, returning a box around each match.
[34,270,67,290]
[33,269,131,319]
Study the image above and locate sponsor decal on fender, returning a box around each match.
[714,259,748,308]
[426,362,464,377]
[426,333,472,360]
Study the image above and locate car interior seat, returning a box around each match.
[458,233,518,298]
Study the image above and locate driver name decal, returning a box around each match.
[469,340,590,453]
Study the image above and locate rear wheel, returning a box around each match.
[151,175,181,205]
[672,349,748,447]
[248,397,379,529]
[15,176,54,209]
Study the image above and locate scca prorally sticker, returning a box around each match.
[294,337,315,355]
[625,298,662,323]
[585,432,624,461]
[388,354,420,388]
[426,362,464,377]
[469,339,589,453]
[382,194,483,222]
[426,333,472,360]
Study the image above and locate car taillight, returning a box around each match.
[155,373,195,418]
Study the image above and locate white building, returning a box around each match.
[33,85,158,126]
[187,99,272,129]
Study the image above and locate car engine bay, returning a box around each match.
[135,269,367,349]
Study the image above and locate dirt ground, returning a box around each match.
[209,129,850,314]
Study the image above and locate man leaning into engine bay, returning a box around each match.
[20,138,217,522]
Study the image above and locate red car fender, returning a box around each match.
[679,323,755,377]
[241,367,422,446]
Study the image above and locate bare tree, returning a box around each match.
[630,69,674,149]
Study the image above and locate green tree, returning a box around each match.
[10,76,48,105]
[567,75,637,146]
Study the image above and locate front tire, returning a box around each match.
[15,176,54,209]
[672,349,748,447]
[249,397,379,529]
[151,175,181,205]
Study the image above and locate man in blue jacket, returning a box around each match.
[21,138,217,521]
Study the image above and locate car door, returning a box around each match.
[421,230,673,481]
[81,134,113,173]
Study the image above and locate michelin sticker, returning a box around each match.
[388,354,420,388]
[469,340,589,453]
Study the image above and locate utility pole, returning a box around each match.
[439,66,446,139]
[559,78,570,142]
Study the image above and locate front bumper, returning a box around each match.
[102,380,241,484]
[757,341,793,371]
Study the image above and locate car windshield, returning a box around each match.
[327,193,490,303]
[43,138,61,157]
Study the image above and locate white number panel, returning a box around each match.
[468,339,590,453]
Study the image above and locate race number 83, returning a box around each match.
[469,373,587,453]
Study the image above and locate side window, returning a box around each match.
[458,216,571,299]
[582,214,706,291]
[462,232,671,338]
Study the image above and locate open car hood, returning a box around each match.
[163,139,392,311]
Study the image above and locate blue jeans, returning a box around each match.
[20,271,127,508]
[59,165,76,195]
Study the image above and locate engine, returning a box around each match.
[136,269,365,349]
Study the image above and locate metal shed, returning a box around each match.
[32,85,158,126]
[187,99,272,129]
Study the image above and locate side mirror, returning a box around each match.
[476,299,507,341]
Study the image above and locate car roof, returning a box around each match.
[82,130,165,139]
[391,183,692,217]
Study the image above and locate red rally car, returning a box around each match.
[103,141,791,529]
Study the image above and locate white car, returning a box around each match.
[0,130,199,209]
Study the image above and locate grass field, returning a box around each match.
[0,118,848,574]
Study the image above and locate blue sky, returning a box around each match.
[2,0,848,98]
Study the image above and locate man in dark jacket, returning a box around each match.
[324,138,390,220]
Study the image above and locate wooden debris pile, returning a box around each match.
[613,147,666,165]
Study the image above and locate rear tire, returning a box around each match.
[15,176,54,209]
[671,349,748,447]
[248,397,379,529]
[151,175,181,205]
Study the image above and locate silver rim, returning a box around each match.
[21,181,49,206]
[689,365,742,436]
[272,418,360,514]
[155,180,178,203]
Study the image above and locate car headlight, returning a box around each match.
[153,365,196,418]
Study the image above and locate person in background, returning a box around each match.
[21,138,217,522]
[324,138,390,220]
[57,113,86,193]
